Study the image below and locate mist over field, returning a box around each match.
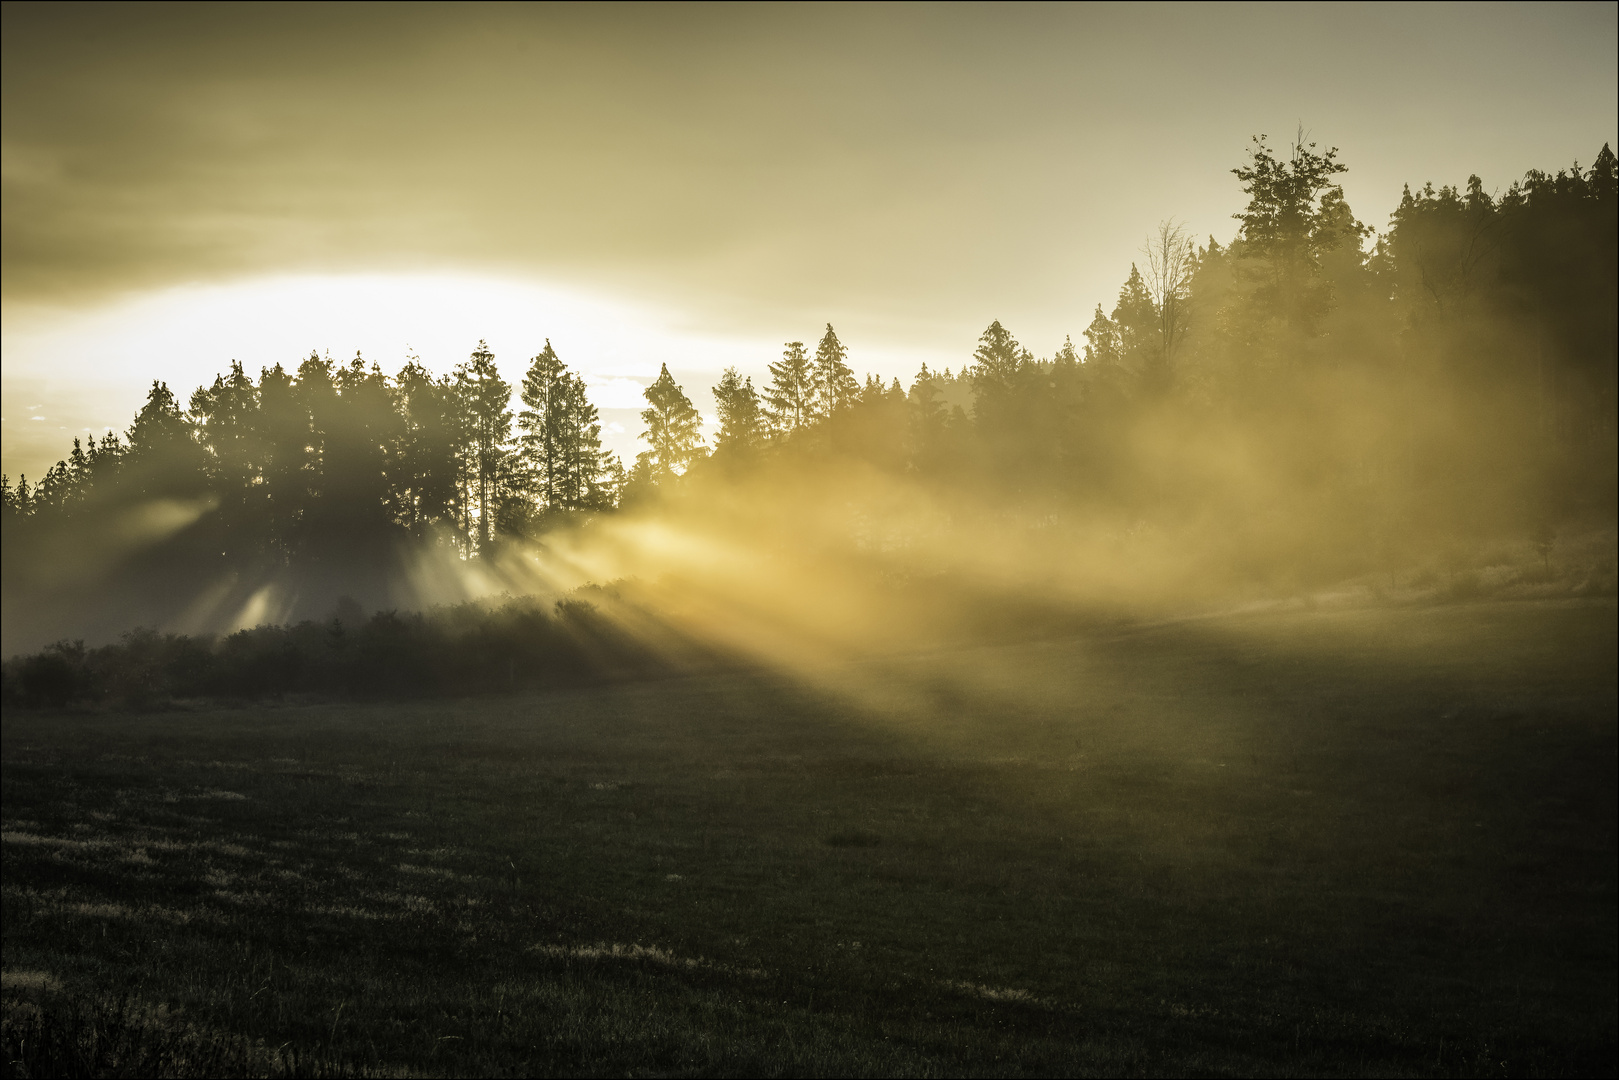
[2,4,1614,1078]
[4,132,1615,682]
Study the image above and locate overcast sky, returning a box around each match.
[4,1,1615,476]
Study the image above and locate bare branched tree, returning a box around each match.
[1141,220,1196,379]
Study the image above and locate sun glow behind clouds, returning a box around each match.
[4,271,954,478]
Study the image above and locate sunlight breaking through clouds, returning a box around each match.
[1,272,957,479]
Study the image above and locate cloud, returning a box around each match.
[4,3,1612,347]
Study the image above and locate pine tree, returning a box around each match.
[1082,306,1120,367]
[586,452,626,510]
[636,364,706,482]
[124,380,204,502]
[395,357,462,536]
[291,351,341,531]
[969,320,1029,398]
[11,475,32,516]
[712,367,763,454]
[189,361,261,488]
[813,324,857,419]
[331,355,398,525]
[763,341,818,436]
[555,372,607,510]
[517,341,567,510]
[517,342,608,514]
[453,341,514,552]
[257,361,308,545]
[189,361,265,547]
[1112,266,1160,377]
[126,381,191,455]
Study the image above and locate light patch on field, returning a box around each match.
[2,831,114,853]
[533,942,701,968]
[149,905,222,925]
[949,981,1047,1006]
[0,889,219,926]
[530,942,768,979]
[362,891,438,913]
[191,790,249,801]
[0,971,60,993]
[397,863,458,879]
[142,837,253,858]
[307,904,391,921]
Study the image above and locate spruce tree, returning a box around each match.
[453,341,515,552]
[969,320,1029,398]
[763,341,818,436]
[1112,266,1160,376]
[518,341,569,510]
[712,367,763,454]
[635,364,706,482]
[518,343,608,513]
[556,372,606,510]
[394,357,462,538]
[814,324,857,419]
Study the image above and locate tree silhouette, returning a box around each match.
[712,367,764,455]
[813,324,857,420]
[1231,131,1360,333]
[454,341,514,552]
[1140,221,1195,393]
[518,341,568,510]
[635,364,706,484]
[764,341,819,436]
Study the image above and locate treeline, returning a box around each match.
[3,135,1615,650]
[0,591,677,709]
[658,139,1618,500]
[4,339,621,555]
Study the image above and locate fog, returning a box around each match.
[5,134,1614,683]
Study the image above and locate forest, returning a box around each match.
[3,136,1615,702]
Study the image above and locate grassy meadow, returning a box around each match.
[2,597,1614,1077]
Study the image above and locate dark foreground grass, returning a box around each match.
[2,598,1614,1077]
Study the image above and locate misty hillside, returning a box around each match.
[4,137,1615,671]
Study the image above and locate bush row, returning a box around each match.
[1,594,673,709]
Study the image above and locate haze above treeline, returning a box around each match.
[3,134,1615,664]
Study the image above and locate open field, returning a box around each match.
[2,598,1614,1077]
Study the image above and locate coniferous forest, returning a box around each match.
[3,137,1615,703]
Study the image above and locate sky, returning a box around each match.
[3,1,1615,477]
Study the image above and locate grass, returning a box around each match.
[2,597,1614,1077]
